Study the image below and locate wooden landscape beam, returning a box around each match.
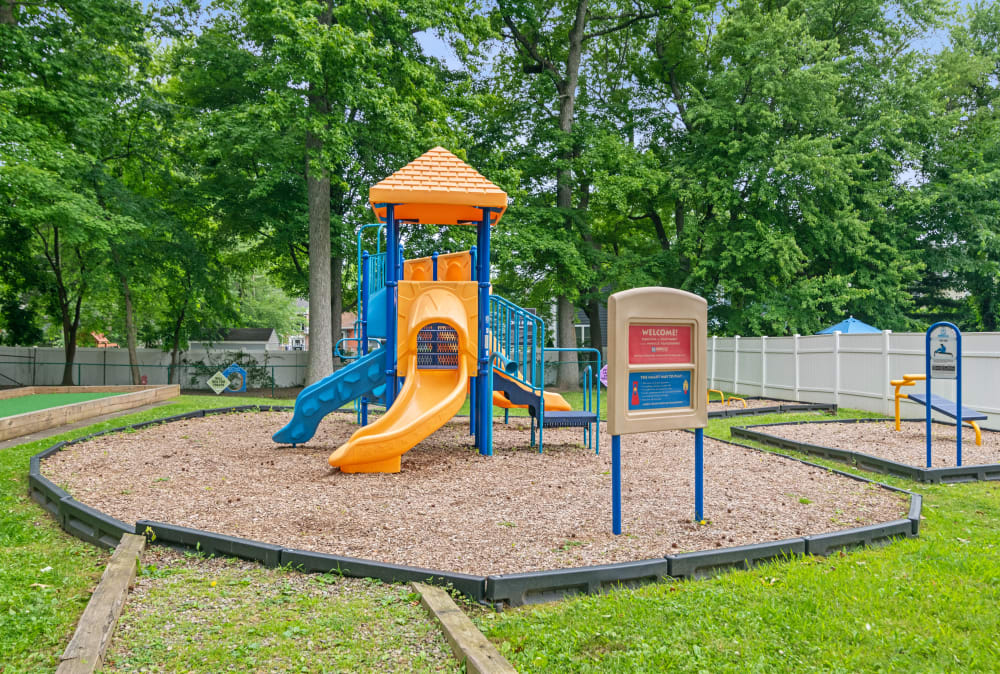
[57,533,146,674]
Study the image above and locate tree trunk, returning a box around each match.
[331,254,343,367]
[168,307,185,385]
[121,273,141,384]
[585,296,603,362]
[556,296,578,389]
[304,4,334,386]
[58,258,85,386]
[110,248,141,384]
[0,0,16,25]
[552,1,588,390]
[60,321,76,385]
[305,131,332,385]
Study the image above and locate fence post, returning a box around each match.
[760,335,767,397]
[793,334,800,402]
[710,335,717,390]
[882,329,892,415]
[733,335,740,395]
[833,330,841,406]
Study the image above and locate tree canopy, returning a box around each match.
[3,0,1000,379]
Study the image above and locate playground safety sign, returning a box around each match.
[607,287,708,534]
[930,325,957,380]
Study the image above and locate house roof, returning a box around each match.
[225,328,277,342]
[368,147,507,226]
[816,316,881,334]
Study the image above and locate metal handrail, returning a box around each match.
[489,295,544,394]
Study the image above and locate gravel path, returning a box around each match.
[757,419,1000,468]
[43,411,906,575]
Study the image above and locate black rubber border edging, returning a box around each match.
[706,397,837,419]
[29,404,918,608]
[732,418,1000,483]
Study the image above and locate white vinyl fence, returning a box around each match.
[0,346,310,390]
[709,331,1000,431]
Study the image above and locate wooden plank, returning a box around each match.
[0,386,37,401]
[412,582,517,674]
[57,533,146,674]
[0,386,179,442]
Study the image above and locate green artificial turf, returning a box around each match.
[0,392,125,418]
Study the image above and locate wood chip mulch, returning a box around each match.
[757,419,1000,468]
[707,397,795,411]
[43,411,906,576]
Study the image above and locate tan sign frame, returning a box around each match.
[608,287,707,435]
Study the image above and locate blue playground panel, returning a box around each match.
[907,392,987,422]
[272,349,387,445]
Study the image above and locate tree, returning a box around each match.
[0,0,150,383]
[170,0,462,384]
[911,2,1000,330]
[475,1,673,383]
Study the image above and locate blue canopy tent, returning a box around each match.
[817,316,881,334]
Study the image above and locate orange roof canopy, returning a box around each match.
[369,147,507,226]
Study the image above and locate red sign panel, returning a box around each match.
[628,324,692,365]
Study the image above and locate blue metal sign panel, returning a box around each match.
[627,370,691,410]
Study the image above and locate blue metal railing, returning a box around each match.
[489,295,544,395]
[543,347,602,455]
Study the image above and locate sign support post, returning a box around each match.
[925,321,962,467]
[607,288,708,534]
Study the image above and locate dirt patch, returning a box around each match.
[757,419,1000,468]
[43,411,906,576]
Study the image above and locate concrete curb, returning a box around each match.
[29,405,922,609]
[413,582,517,673]
[56,533,146,673]
[732,419,1000,483]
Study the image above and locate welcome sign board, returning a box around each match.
[608,288,707,435]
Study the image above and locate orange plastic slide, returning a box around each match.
[328,282,476,473]
[491,369,572,411]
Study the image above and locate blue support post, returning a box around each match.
[612,434,622,535]
[476,209,493,455]
[432,251,438,281]
[925,322,963,468]
[360,251,370,427]
[385,205,398,408]
[695,428,704,522]
[469,245,477,438]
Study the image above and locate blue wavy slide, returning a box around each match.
[273,349,387,445]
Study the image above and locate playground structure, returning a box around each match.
[273,147,599,472]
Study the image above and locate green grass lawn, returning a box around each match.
[471,412,1000,672]
[0,394,277,672]
[0,392,125,418]
[102,552,458,673]
[5,396,1000,672]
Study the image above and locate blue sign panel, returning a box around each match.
[627,370,691,410]
[221,363,248,393]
